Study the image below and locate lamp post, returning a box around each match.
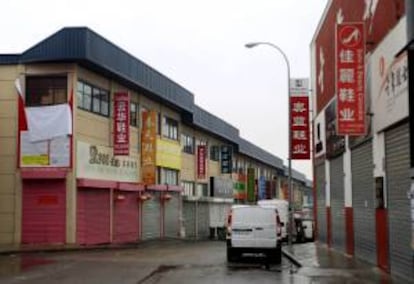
[245,42,293,250]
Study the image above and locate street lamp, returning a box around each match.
[245,41,293,250]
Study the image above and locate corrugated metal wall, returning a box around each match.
[77,189,111,245]
[183,201,196,238]
[197,201,210,239]
[330,156,345,252]
[316,163,327,243]
[113,191,139,243]
[351,141,376,263]
[164,192,180,238]
[22,180,66,244]
[385,122,413,280]
[142,192,161,240]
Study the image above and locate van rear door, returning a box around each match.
[231,206,277,248]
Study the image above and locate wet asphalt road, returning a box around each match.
[0,240,405,284]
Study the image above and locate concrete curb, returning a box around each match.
[282,248,303,268]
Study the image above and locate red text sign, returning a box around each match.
[336,22,365,135]
[113,92,130,155]
[197,145,206,179]
[290,95,310,160]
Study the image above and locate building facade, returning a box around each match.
[0,27,310,246]
[311,0,413,281]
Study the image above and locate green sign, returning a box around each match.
[247,168,255,202]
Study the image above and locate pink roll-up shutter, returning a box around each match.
[77,189,110,245]
[22,180,66,244]
[113,191,139,243]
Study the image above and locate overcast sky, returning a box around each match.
[2,0,328,180]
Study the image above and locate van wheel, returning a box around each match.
[227,247,238,262]
[268,245,282,264]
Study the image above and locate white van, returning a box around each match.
[226,205,282,263]
[257,199,289,242]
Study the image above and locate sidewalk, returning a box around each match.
[282,242,413,284]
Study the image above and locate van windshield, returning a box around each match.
[232,207,274,226]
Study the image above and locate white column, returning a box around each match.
[325,160,330,207]
[344,136,353,207]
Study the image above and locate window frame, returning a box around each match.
[25,75,68,107]
[77,80,110,117]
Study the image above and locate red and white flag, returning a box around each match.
[15,79,28,131]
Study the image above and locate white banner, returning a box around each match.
[76,141,138,183]
[26,104,72,142]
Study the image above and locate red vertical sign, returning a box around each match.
[113,92,130,156]
[290,78,310,160]
[197,145,206,179]
[336,22,365,136]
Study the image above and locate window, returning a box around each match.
[130,102,139,127]
[196,183,208,197]
[77,81,109,116]
[159,167,178,185]
[162,116,178,140]
[210,145,220,161]
[181,181,195,196]
[181,134,194,154]
[26,76,67,106]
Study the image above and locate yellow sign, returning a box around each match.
[22,155,49,166]
[156,138,181,170]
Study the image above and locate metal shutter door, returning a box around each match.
[142,192,161,240]
[183,201,196,238]
[164,192,180,238]
[385,122,413,280]
[22,180,66,244]
[77,189,111,245]
[351,140,376,263]
[330,156,345,252]
[197,201,210,239]
[316,163,327,243]
[113,191,139,243]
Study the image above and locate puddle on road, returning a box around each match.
[0,254,55,277]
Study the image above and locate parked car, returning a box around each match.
[302,218,314,241]
[257,199,289,242]
[226,205,282,263]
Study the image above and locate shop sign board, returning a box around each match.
[141,110,157,184]
[220,145,232,174]
[156,138,181,170]
[197,145,206,179]
[290,78,310,160]
[113,92,130,156]
[335,22,366,135]
[76,141,138,182]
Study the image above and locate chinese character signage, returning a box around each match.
[336,22,365,135]
[141,110,157,184]
[290,78,310,160]
[220,145,232,174]
[197,145,206,179]
[113,92,130,155]
[258,176,266,200]
[76,141,138,182]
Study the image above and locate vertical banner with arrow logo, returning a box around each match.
[336,22,365,136]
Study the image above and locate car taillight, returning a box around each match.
[276,214,282,237]
[227,211,232,235]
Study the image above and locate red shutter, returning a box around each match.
[77,189,110,245]
[113,191,139,243]
[22,180,66,244]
